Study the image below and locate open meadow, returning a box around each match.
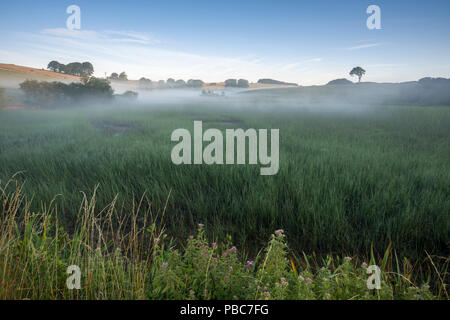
[1,86,449,299]
[1,90,449,260]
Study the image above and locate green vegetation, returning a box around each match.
[47,61,94,77]
[187,79,204,88]
[0,180,444,299]
[225,79,250,88]
[19,78,113,106]
[0,98,448,298]
[107,72,128,81]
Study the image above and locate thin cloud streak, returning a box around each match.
[41,28,160,45]
[346,43,382,50]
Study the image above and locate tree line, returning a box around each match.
[224,79,249,88]
[108,72,128,81]
[138,78,204,88]
[47,61,94,77]
[19,77,113,106]
[138,78,252,89]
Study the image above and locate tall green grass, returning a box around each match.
[0,178,446,299]
[0,103,449,263]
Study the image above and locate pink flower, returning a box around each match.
[274,229,284,236]
[189,290,195,296]
[154,238,160,243]
[224,275,229,280]
[245,260,254,269]
[198,223,204,228]
[161,262,168,269]
[212,242,217,248]
[306,277,313,285]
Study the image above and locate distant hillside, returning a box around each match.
[244,77,450,106]
[0,63,80,88]
[327,78,353,85]
[257,78,298,86]
[418,77,450,85]
[0,63,139,94]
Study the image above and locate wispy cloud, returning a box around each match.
[41,28,160,45]
[346,43,382,50]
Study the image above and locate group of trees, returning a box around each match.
[108,72,128,81]
[47,61,94,77]
[19,77,113,106]
[225,79,249,88]
[187,79,204,88]
[176,79,187,87]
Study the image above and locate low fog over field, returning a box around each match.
[128,79,450,115]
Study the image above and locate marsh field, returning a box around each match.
[0,87,449,299]
[1,88,449,257]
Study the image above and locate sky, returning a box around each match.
[0,0,450,85]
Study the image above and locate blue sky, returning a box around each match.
[1,0,449,84]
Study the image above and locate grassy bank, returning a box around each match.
[1,103,449,261]
[0,179,446,299]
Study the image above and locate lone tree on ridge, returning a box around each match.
[349,66,366,83]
